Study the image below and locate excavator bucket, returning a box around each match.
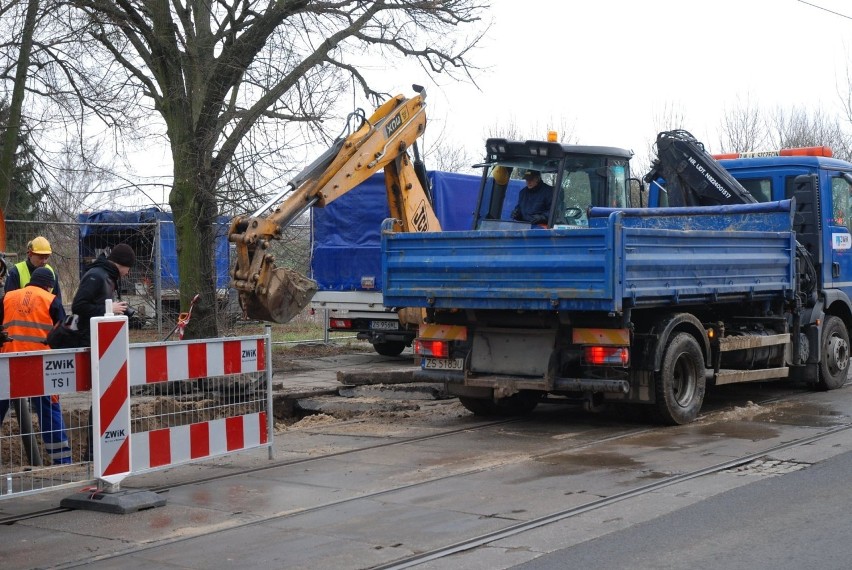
[240,266,318,324]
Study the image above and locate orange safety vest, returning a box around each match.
[3,285,55,353]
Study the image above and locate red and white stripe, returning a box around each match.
[0,350,90,398]
[128,338,265,386]
[131,412,268,470]
[91,316,131,484]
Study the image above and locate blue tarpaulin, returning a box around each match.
[77,208,231,289]
[310,170,492,292]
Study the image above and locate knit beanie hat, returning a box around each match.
[29,267,54,289]
[108,243,136,268]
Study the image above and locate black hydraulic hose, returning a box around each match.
[412,141,433,205]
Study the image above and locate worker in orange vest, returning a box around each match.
[0,267,71,464]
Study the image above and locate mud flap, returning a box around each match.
[241,267,318,323]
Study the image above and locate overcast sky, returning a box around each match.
[402,0,852,168]
[127,0,852,206]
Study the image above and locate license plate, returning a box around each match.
[422,357,464,371]
[370,320,399,330]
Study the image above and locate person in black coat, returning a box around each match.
[511,170,554,226]
[72,243,136,335]
[72,243,135,462]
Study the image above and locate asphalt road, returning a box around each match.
[517,449,852,570]
[3,361,852,569]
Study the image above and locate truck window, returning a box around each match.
[738,178,772,202]
[831,174,852,231]
[557,158,629,226]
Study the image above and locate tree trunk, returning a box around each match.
[0,0,39,251]
[169,154,219,340]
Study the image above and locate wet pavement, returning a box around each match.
[2,348,852,569]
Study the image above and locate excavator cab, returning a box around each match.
[474,138,633,230]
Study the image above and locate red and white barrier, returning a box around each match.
[0,349,90,399]
[91,315,131,485]
[1,315,272,501]
[125,336,270,472]
[132,413,268,470]
[128,338,265,386]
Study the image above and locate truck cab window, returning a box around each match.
[608,161,629,208]
[557,158,629,226]
[830,174,852,231]
[559,168,592,226]
[738,178,772,202]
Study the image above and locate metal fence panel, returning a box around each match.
[4,218,315,340]
[0,347,94,498]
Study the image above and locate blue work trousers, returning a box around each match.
[0,396,72,465]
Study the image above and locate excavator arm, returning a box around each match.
[229,85,440,323]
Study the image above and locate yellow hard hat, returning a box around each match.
[28,236,52,255]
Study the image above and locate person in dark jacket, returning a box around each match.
[72,244,135,462]
[511,170,553,226]
[72,243,136,335]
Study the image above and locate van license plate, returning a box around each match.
[370,320,399,330]
[422,358,464,371]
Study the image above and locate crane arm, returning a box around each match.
[644,130,757,206]
[645,129,816,297]
[229,86,439,323]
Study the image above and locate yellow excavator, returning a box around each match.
[229,85,440,323]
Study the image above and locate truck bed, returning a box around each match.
[381,201,797,313]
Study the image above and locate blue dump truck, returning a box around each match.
[382,131,852,423]
[78,208,231,325]
[311,170,497,355]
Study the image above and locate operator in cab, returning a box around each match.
[511,169,553,227]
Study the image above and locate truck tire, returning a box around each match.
[373,341,406,356]
[654,332,706,425]
[817,315,850,390]
[458,391,540,417]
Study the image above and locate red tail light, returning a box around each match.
[414,339,449,358]
[329,319,352,329]
[584,346,629,367]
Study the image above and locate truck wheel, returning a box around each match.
[817,315,850,390]
[654,332,706,425]
[458,396,498,416]
[458,391,540,417]
[373,341,406,356]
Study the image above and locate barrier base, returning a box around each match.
[60,487,166,514]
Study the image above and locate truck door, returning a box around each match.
[827,171,852,291]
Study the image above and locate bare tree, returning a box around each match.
[41,135,118,220]
[484,116,577,144]
[0,0,147,224]
[635,101,689,179]
[717,98,852,160]
[422,122,476,174]
[64,1,489,337]
[0,0,39,250]
[718,95,768,153]
[767,106,852,160]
